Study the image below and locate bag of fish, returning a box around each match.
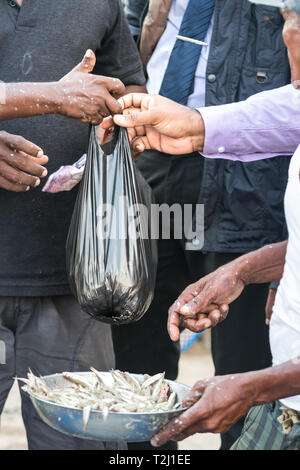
[66,126,157,324]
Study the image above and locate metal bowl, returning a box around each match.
[27,372,191,442]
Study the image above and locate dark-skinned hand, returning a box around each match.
[0,131,48,192]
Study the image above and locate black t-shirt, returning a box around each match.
[0,0,145,296]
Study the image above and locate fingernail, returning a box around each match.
[85,49,93,58]
[42,169,48,177]
[26,186,30,191]
[266,319,270,326]
[37,150,44,158]
[34,178,40,187]
[150,437,160,447]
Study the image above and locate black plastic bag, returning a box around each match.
[66,126,157,325]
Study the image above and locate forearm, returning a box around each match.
[242,359,300,407]
[232,241,288,285]
[125,0,147,38]
[0,82,61,121]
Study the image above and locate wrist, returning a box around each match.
[232,252,259,286]
[191,109,205,152]
[238,371,268,408]
[45,82,64,114]
[218,256,250,287]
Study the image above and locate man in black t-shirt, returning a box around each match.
[0,0,145,450]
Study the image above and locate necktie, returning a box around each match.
[159,0,215,105]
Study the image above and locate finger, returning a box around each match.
[0,161,41,187]
[113,109,159,128]
[118,93,149,112]
[72,49,96,74]
[100,116,114,129]
[151,404,204,447]
[100,104,143,129]
[131,125,147,138]
[174,422,211,441]
[167,286,201,341]
[174,284,203,315]
[0,174,29,192]
[182,316,212,333]
[183,380,208,408]
[167,306,181,342]
[180,293,213,316]
[6,134,43,158]
[132,136,150,152]
[0,142,48,168]
[183,304,229,331]
[104,92,123,116]
[8,153,48,178]
[265,289,276,326]
[208,309,222,328]
[219,304,229,321]
[99,77,126,99]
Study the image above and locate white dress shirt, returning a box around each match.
[146,0,214,109]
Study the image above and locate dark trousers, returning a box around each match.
[0,296,125,450]
[112,151,272,450]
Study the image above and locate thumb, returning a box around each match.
[113,110,157,128]
[182,380,207,408]
[73,49,96,74]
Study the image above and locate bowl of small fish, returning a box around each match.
[20,369,191,442]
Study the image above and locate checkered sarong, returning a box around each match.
[231,401,300,450]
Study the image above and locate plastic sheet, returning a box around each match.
[66,126,157,324]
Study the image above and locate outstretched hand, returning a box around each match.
[57,50,126,124]
[151,373,254,446]
[101,93,205,155]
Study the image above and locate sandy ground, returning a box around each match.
[0,335,220,451]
